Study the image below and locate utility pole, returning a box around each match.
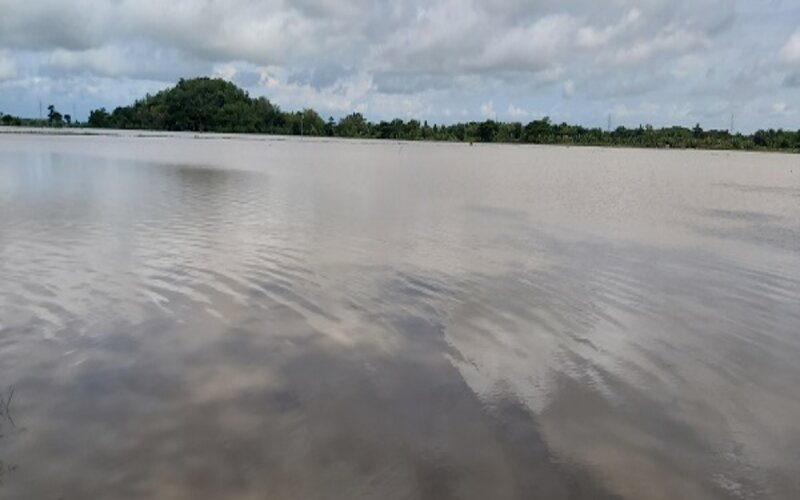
[730,113,735,134]
[300,113,304,137]
[39,100,42,120]
[607,113,612,132]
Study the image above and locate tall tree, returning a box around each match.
[47,105,64,128]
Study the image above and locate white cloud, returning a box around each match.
[251,68,377,115]
[562,80,576,98]
[0,0,797,131]
[576,8,641,49]
[779,30,800,65]
[44,44,207,80]
[48,47,134,77]
[605,26,711,67]
[212,63,238,82]
[0,0,114,50]
[469,14,577,73]
[771,102,789,115]
[0,50,17,81]
[507,104,528,118]
[480,100,496,119]
[258,67,281,89]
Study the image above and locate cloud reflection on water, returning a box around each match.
[0,136,799,499]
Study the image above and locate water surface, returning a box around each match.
[1,132,799,499]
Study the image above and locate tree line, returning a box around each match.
[3,77,799,152]
[1,105,72,128]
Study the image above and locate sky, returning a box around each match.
[0,0,798,132]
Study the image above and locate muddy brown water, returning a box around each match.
[1,132,799,499]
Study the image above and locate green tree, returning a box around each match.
[477,120,499,142]
[1,113,22,126]
[523,117,552,143]
[298,109,325,136]
[80,77,799,153]
[325,117,336,136]
[47,105,64,128]
[337,113,369,137]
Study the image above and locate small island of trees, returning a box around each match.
[3,77,798,152]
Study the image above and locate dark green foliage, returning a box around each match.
[336,113,370,137]
[87,78,289,134]
[0,113,23,126]
[77,77,800,152]
[477,120,499,142]
[47,105,63,128]
[88,108,112,128]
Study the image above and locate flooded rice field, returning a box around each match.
[1,132,799,499]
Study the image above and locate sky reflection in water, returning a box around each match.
[0,134,799,499]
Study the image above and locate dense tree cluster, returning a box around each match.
[46,104,72,127]
[5,77,799,152]
[328,116,799,151]
[87,77,320,135]
[1,107,68,128]
[0,112,23,126]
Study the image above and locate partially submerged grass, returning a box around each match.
[0,387,18,486]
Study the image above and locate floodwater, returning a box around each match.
[0,131,799,499]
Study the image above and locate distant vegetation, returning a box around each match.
[0,105,72,128]
[0,113,22,127]
[3,77,799,152]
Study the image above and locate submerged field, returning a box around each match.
[1,133,799,499]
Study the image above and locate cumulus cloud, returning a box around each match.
[779,30,800,65]
[0,50,17,81]
[770,101,789,115]
[466,14,575,80]
[0,0,114,51]
[576,8,641,49]
[480,101,496,119]
[562,80,576,98]
[212,63,239,82]
[603,27,711,68]
[41,44,211,83]
[507,104,528,118]
[0,0,797,130]
[0,0,737,81]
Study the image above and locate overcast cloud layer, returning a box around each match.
[0,0,798,131]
